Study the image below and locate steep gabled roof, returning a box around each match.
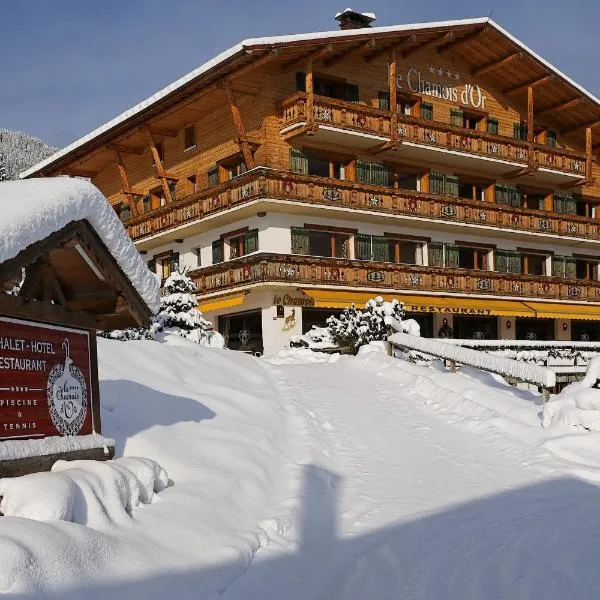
[21,17,600,178]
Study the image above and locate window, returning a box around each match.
[142,195,151,213]
[147,259,156,274]
[553,256,577,279]
[495,249,521,274]
[228,159,247,179]
[495,184,522,208]
[290,147,348,180]
[157,252,179,281]
[187,174,197,194]
[194,248,201,268]
[521,251,549,276]
[119,205,131,221]
[378,91,390,111]
[547,130,557,147]
[296,72,359,102]
[356,160,389,186]
[226,229,258,259]
[291,227,350,258]
[553,192,577,215]
[207,166,218,187]
[429,171,458,197]
[356,234,390,262]
[390,239,423,265]
[427,243,459,268]
[296,72,306,92]
[168,181,176,203]
[513,122,528,141]
[420,102,433,120]
[522,192,545,210]
[344,83,359,103]
[457,176,488,201]
[212,240,223,264]
[184,124,196,151]
[396,170,419,191]
[457,245,490,270]
[149,185,167,208]
[486,117,499,135]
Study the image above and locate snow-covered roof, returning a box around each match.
[0,177,160,313]
[20,17,600,179]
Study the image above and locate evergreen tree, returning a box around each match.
[0,155,8,181]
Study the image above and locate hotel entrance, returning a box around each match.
[515,317,554,341]
[218,310,263,355]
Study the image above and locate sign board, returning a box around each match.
[0,316,94,440]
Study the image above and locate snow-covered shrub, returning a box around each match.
[327,296,406,349]
[290,326,337,350]
[100,268,224,348]
[542,357,600,430]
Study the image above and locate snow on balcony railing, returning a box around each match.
[437,339,600,350]
[389,332,556,389]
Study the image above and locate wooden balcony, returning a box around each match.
[281,92,587,185]
[124,168,600,243]
[190,252,600,304]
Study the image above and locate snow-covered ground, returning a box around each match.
[1,338,600,598]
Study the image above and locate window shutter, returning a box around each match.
[291,227,309,255]
[429,171,444,195]
[142,195,151,213]
[450,108,464,127]
[486,117,499,135]
[378,91,390,110]
[168,181,176,202]
[495,250,508,273]
[508,250,521,274]
[356,234,372,260]
[212,240,223,264]
[445,174,459,197]
[513,122,527,140]
[372,235,390,262]
[372,162,389,187]
[296,72,306,92]
[120,206,131,221]
[344,83,360,103]
[428,242,444,267]
[547,130,557,147]
[495,183,505,205]
[244,229,259,254]
[208,166,218,187]
[290,147,309,174]
[553,255,565,277]
[445,244,460,269]
[554,193,577,214]
[565,256,577,279]
[420,102,433,120]
[508,185,522,208]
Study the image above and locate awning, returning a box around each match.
[301,290,535,317]
[525,301,600,321]
[197,292,246,313]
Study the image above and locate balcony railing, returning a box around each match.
[190,252,600,303]
[123,168,600,242]
[281,92,587,177]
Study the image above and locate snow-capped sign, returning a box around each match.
[0,317,94,440]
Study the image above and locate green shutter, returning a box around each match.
[450,108,464,127]
[496,184,521,207]
[372,235,390,262]
[565,256,577,279]
[513,122,527,140]
[142,195,151,213]
[508,251,522,274]
[356,160,388,186]
[486,117,499,135]
[208,166,218,187]
[445,174,459,197]
[356,234,372,260]
[296,72,306,92]
[495,250,521,274]
[553,256,565,277]
[244,229,258,254]
[378,91,390,110]
[290,147,309,174]
[291,227,309,255]
[420,102,433,120]
[428,242,444,267]
[168,181,176,202]
[547,130,557,147]
[554,193,577,214]
[345,83,359,103]
[508,185,522,208]
[212,240,222,264]
[445,244,460,269]
[495,250,508,273]
[429,171,444,195]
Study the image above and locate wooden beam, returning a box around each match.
[527,86,534,144]
[586,127,593,181]
[389,48,398,144]
[471,51,522,77]
[323,39,375,68]
[230,48,278,80]
[230,82,261,96]
[364,35,416,63]
[62,168,98,179]
[402,32,453,59]
[436,26,486,54]
[280,44,332,72]
[113,150,139,217]
[223,83,255,169]
[145,130,173,203]
[562,119,600,135]
[145,126,177,138]
[106,143,143,155]
[306,57,315,132]
[504,75,552,97]
[536,97,583,118]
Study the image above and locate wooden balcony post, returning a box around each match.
[306,58,314,132]
[113,149,139,217]
[586,126,593,182]
[527,86,534,144]
[145,130,173,204]
[389,48,398,144]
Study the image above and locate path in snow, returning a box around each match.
[222,355,600,600]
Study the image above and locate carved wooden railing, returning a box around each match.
[124,168,600,242]
[190,253,600,303]
[281,92,587,176]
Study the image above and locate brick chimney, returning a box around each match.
[335,8,376,30]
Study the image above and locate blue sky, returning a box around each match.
[1,0,598,148]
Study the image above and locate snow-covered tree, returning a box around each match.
[0,129,57,180]
[0,155,8,181]
[327,296,406,349]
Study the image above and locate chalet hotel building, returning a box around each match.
[23,11,600,354]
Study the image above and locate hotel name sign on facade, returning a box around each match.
[398,65,487,110]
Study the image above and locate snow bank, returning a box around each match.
[0,177,160,313]
[0,457,167,525]
[543,357,600,430]
[390,331,556,388]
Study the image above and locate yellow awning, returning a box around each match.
[197,292,246,313]
[526,301,600,321]
[301,290,535,317]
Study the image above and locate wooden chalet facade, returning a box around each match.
[23,13,600,352]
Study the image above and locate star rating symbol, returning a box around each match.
[446,69,452,78]
[454,72,461,81]
[428,64,435,73]
[437,67,443,76]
